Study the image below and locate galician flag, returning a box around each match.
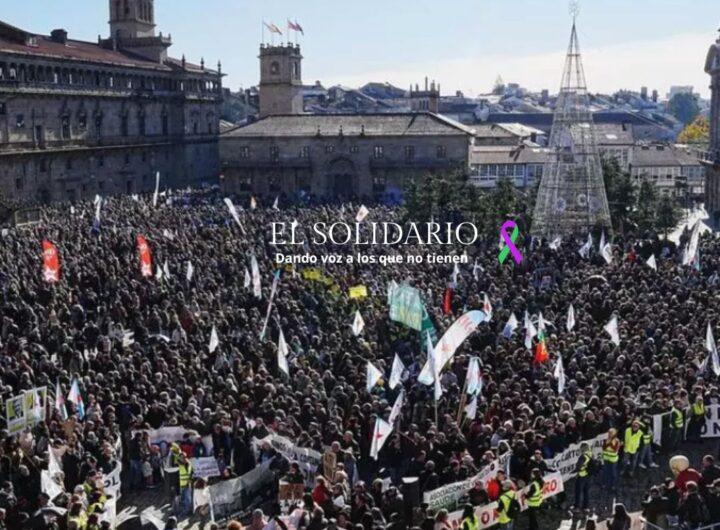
[427,331,442,401]
[370,417,393,460]
[503,313,518,338]
[67,378,85,419]
[466,357,481,395]
[706,323,720,376]
[352,310,365,336]
[366,362,383,393]
[524,311,537,350]
[54,379,67,421]
[278,329,290,376]
[483,293,493,321]
[389,354,405,390]
[465,395,478,420]
[646,254,657,271]
[209,326,219,353]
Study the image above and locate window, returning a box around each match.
[95,115,103,138]
[325,145,335,154]
[98,155,104,168]
[239,175,253,192]
[15,114,24,128]
[373,146,384,159]
[270,146,280,161]
[142,151,147,162]
[350,146,359,154]
[372,174,387,193]
[124,153,130,165]
[270,61,280,75]
[15,178,22,191]
[120,114,128,136]
[436,145,447,159]
[78,113,87,129]
[39,159,47,173]
[65,158,73,170]
[61,116,71,139]
[405,145,415,160]
[240,146,250,159]
[292,62,299,79]
[139,114,146,136]
[269,175,281,192]
[0,102,6,116]
[99,181,105,191]
[300,146,310,159]
[162,113,169,135]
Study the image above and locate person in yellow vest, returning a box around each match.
[459,503,478,530]
[638,417,659,470]
[176,453,194,516]
[688,395,707,443]
[524,468,545,530]
[574,442,593,512]
[624,420,643,478]
[497,480,518,530]
[66,501,87,530]
[602,428,621,493]
[669,399,685,451]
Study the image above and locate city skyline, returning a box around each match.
[3,0,719,98]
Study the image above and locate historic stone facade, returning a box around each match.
[259,44,303,118]
[705,32,720,222]
[0,0,222,203]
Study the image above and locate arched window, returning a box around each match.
[270,61,280,75]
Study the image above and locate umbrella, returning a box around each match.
[117,514,165,530]
[587,275,608,287]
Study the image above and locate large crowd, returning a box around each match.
[1,190,720,530]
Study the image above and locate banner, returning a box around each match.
[702,404,720,438]
[103,460,122,499]
[444,472,564,530]
[199,460,274,516]
[303,268,322,281]
[253,433,322,485]
[136,427,214,457]
[136,235,153,278]
[6,395,25,435]
[389,285,424,331]
[349,285,368,299]
[544,434,607,482]
[23,387,47,427]
[42,240,60,283]
[191,457,221,479]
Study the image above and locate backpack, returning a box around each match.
[506,497,521,519]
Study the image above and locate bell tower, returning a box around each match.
[258,43,304,118]
[108,0,171,63]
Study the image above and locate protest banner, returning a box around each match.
[349,285,368,299]
[198,460,274,517]
[701,404,720,438]
[253,433,322,485]
[191,457,221,479]
[103,460,122,499]
[6,394,26,435]
[544,433,607,482]
[24,386,47,427]
[389,285,424,331]
[135,426,214,457]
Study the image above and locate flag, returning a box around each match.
[566,304,575,332]
[472,260,483,281]
[366,362,382,392]
[706,323,720,376]
[427,331,442,401]
[352,310,365,336]
[534,312,549,363]
[442,287,453,315]
[278,329,290,376]
[483,293,493,320]
[389,354,405,390]
[370,418,392,460]
[244,268,251,289]
[94,197,102,223]
[42,240,60,283]
[601,240,613,264]
[524,311,537,350]
[162,229,174,241]
[186,261,194,282]
[67,379,84,419]
[224,198,246,234]
[389,390,404,424]
[349,285,368,299]
[355,205,369,222]
[465,395,478,420]
[288,20,304,34]
[273,196,279,210]
[155,265,163,281]
[579,233,592,258]
[163,261,170,278]
[694,249,702,271]
[209,326,219,353]
[554,355,566,394]
[260,270,281,340]
[264,22,283,35]
[250,196,257,210]
[54,380,67,420]
[466,357,481,395]
[452,263,460,284]
[549,236,562,250]
[153,172,160,207]
[136,235,153,278]
[599,230,606,252]
[647,254,657,271]
[605,315,620,346]
[251,255,262,298]
[503,313,518,338]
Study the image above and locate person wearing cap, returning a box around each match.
[497,480,517,530]
[623,420,643,478]
[602,429,620,493]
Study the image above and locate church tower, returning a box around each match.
[258,43,304,118]
[108,0,171,63]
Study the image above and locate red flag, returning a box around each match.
[136,235,153,278]
[42,240,60,283]
[442,287,453,315]
[264,22,283,35]
[534,341,549,364]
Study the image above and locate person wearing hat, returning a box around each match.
[623,420,643,478]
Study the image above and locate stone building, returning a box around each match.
[704,31,720,222]
[0,0,222,203]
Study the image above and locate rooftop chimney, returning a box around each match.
[50,29,68,44]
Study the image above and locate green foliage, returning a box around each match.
[656,195,682,237]
[635,180,659,232]
[602,157,636,230]
[667,92,700,125]
[677,115,710,144]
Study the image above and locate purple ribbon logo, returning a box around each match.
[498,220,522,264]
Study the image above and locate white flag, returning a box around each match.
[452,263,460,284]
[549,236,562,250]
[579,233,592,259]
[153,172,160,207]
[524,311,537,350]
[472,260,483,281]
[428,331,442,401]
[389,390,404,424]
[483,293,493,320]
[503,313,518,338]
[647,254,657,271]
[186,261,194,282]
[224,198,246,234]
[366,361,383,393]
[95,197,102,223]
[604,315,620,346]
[251,255,262,299]
[601,242,613,264]
[389,354,405,390]
[70,206,75,215]
[599,231,606,253]
[466,357,481,395]
[243,268,251,289]
[355,205,370,223]
[706,323,720,376]
[250,196,257,210]
[209,326,219,353]
[273,197,279,210]
[465,395,478,420]
[94,194,102,205]
[370,418,393,460]
[566,304,576,332]
[554,355,566,394]
[162,229,175,241]
[278,329,290,376]
[163,261,170,278]
[352,310,365,336]
[155,265,164,281]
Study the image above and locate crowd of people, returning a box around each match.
[0,190,719,530]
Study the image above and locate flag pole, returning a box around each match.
[456,376,469,424]
[262,21,265,45]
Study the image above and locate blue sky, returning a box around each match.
[4,0,719,97]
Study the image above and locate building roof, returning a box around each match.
[594,123,634,145]
[631,144,703,167]
[0,20,216,75]
[470,145,552,165]
[222,112,475,138]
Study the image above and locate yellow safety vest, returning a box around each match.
[671,408,684,429]
[498,490,516,524]
[692,402,705,417]
[643,429,652,445]
[462,515,479,530]
[603,440,619,463]
[578,451,592,477]
[527,480,543,508]
[624,428,642,454]
[179,462,193,488]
